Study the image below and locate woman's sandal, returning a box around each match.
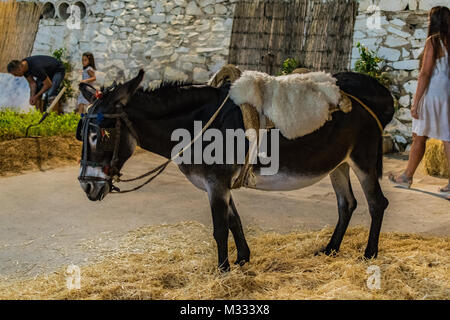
[438,184,450,193]
[388,173,413,189]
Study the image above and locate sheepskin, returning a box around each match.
[229,70,342,139]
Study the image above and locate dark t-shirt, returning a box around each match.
[22,55,65,82]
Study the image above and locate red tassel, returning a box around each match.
[95,91,103,99]
[103,165,110,175]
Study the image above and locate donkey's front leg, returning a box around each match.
[207,185,231,272]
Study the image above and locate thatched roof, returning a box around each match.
[0,0,42,73]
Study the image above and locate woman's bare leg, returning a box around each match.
[404,134,428,178]
[389,133,428,187]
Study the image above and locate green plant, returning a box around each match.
[354,42,391,88]
[51,48,74,101]
[0,108,80,141]
[279,58,300,75]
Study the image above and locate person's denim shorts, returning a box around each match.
[36,70,66,99]
[47,71,66,98]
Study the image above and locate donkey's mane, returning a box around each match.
[99,81,198,99]
[142,80,197,94]
[97,81,200,109]
[131,81,218,118]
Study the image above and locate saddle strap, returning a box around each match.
[340,91,384,134]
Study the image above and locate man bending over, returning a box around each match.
[7,55,66,110]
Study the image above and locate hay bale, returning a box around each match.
[382,135,394,154]
[424,139,448,178]
[0,136,81,176]
[0,222,448,300]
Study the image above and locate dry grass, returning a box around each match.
[0,222,448,300]
[0,137,147,177]
[424,139,448,179]
[0,136,81,177]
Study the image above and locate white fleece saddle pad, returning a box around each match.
[229,70,342,139]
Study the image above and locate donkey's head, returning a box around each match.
[77,70,144,201]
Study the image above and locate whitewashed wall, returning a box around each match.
[0,74,34,111]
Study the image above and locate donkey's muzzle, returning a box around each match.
[79,178,110,201]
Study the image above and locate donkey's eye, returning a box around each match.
[89,133,98,144]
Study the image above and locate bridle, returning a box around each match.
[77,84,144,192]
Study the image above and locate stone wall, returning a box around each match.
[352,0,448,150]
[29,0,237,111]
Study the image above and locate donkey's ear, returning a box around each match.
[79,83,98,104]
[115,69,145,106]
[125,69,145,95]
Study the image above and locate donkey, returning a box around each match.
[77,69,394,271]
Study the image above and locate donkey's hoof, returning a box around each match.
[364,250,378,260]
[234,257,250,266]
[315,247,338,256]
[218,261,231,273]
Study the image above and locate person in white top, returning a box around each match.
[390,6,450,197]
[77,52,97,114]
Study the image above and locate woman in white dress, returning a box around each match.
[390,6,450,196]
[77,52,97,114]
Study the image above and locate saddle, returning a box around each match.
[209,65,352,189]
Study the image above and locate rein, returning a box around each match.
[79,92,231,194]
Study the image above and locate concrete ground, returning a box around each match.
[0,152,448,278]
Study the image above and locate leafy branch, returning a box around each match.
[354,42,391,88]
[279,58,300,75]
[51,48,74,101]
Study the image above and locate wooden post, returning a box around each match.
[47,87,66,114]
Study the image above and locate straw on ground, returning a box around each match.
[0,222,448,300]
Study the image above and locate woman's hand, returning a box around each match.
[410,102,419,120]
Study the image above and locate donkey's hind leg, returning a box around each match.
[319,163,357,255]
[351,164,389,259]
[228,196,251,266]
